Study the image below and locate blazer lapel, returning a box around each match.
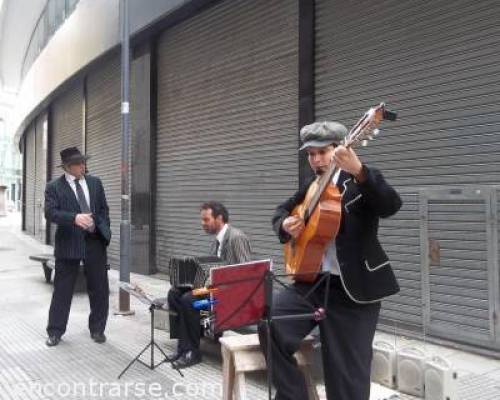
[59,175,81,211]
[336,171,352,196]
[220,226,231,260]
[209,239,218,256]
[86,175,97,213]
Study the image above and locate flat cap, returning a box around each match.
[299,121,348,150]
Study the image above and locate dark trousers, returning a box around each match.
[167,287,201,352]
[258,275,381,400]
[47,236,109,337]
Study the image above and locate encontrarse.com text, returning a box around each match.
[11,379,222,398]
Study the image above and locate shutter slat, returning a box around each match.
[24,125,36,235]
[86,56,122,270]
[35,114,47,242]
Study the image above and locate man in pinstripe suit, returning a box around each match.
[44,147,111,347]
[167,201,252,369]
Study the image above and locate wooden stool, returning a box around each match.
[219,333,319,400]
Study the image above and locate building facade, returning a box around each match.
[13,0,500,353]
[0,91,21,210]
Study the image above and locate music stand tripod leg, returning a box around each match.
[149,305,184,374]
[118,340,152,379]
[117,305,184,379]
[264,270,274,400]
[150,305,155,368]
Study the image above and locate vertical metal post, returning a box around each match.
[116,0,134,315]
[298,0,315,187]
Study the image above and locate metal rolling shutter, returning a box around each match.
[315,0,500,345]
[421,187,498,348]
[34,114,48,242]
[155,0,299,272]
[316,0,500,185]
[24,125,36,235]
[50,83,84,180]
[49,83,84,245]
[86,56,121,270]
[377,191,423,331]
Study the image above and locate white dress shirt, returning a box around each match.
[216,224,229,257]
[65,173,91,207]
[65,172,94,231]
[322,169,342,275]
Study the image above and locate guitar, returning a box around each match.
[284,103,397,282]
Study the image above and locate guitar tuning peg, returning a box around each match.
[373,128,380,136]
[362,140,368,147]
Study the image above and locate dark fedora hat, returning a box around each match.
[58,147,89,167]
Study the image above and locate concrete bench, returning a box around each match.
[29,254,87,292]
[219,333,319,400]
[29,254,55,283]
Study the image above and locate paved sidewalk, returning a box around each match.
[0,212,499,400]
[0,214,265,400]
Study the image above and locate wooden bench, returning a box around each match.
[219,333,319,400]
[29,254,87,292]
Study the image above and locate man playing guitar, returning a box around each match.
[258,116,402,400]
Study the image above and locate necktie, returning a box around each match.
[215,240,220,257]
[74,179,91,213]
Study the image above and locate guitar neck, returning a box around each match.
[302,102,394,222]
[305,139,354,221]
[304,164,338,222]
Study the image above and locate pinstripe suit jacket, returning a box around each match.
[210,225,252,265]
[44,174,111,260]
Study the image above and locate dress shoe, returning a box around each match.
[172,350,202,369]
[91,332,106,343]
[46,335,61,347]
[167,349,185,362]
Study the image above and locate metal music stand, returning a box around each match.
[209,260,271,333]
[208,262,330,400]
[117,283,184,379]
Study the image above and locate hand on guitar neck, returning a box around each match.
[332,146,366,183]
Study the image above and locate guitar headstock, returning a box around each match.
[344,103,397,148]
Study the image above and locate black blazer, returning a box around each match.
[272,166,402,303]
[45,174,111,260]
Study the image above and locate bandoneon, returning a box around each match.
[168,256,224,290]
